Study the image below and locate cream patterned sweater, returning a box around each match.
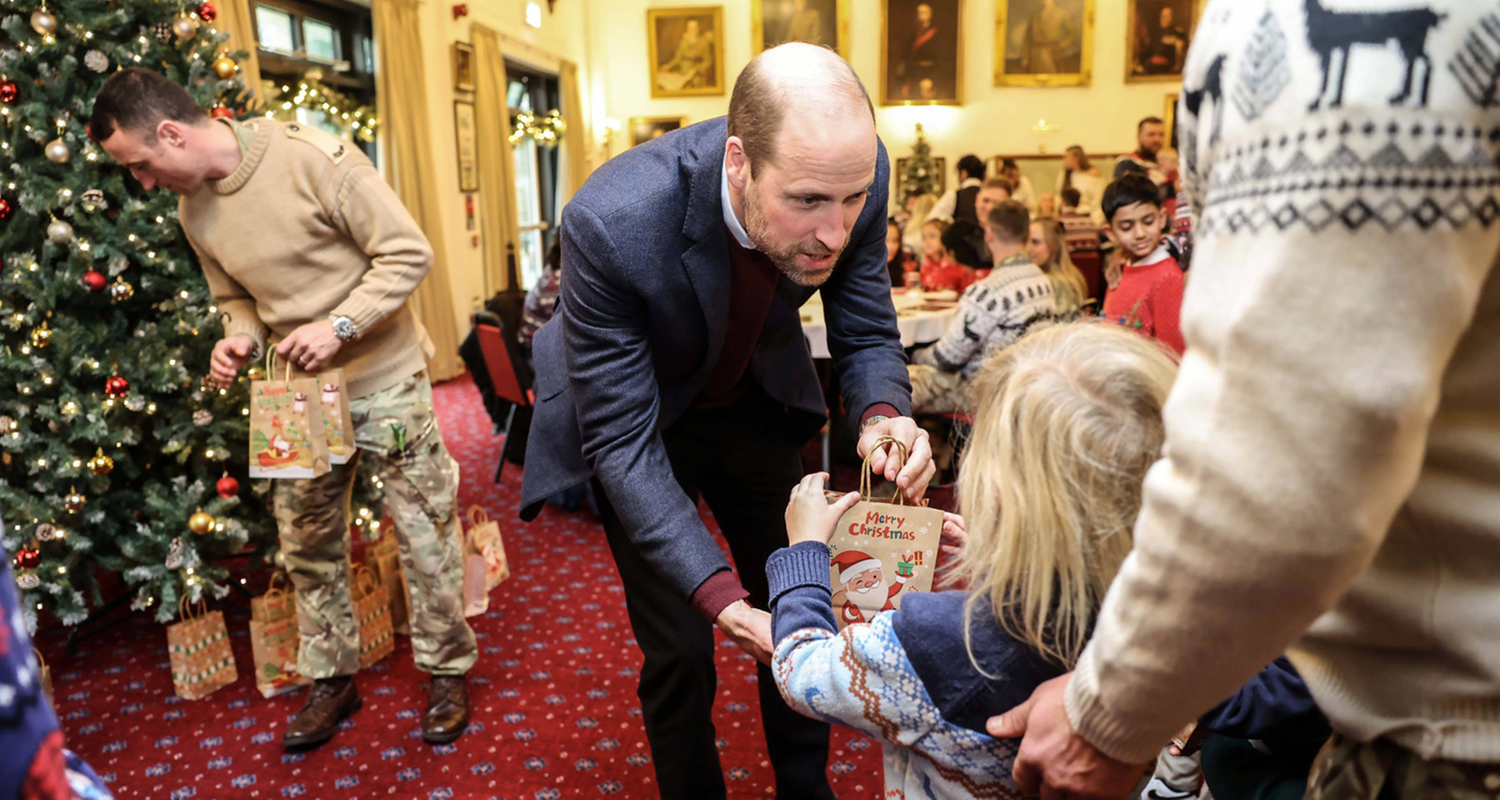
[1067,0,1500,765]
[179,119,434,399]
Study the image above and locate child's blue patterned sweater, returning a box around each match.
[767,541,1064,799]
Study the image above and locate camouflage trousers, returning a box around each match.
[908,364,968,414]
[273,372,477,679]
[1305,734,1500,800]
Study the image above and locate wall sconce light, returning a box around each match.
[452,3,467,19]
[525,1,542,27]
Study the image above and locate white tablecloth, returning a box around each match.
[800,290,959,359]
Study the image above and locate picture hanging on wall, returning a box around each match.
[647,6,725,98]
[995,0,1094,87]
[631,116,686,147]
[1164,91,1180,150]
[896,156,947,197]
[454,101,479,192]
[452,42,475,92]
[880,0,963,106]
[753,0,851,60]
[1126,0,1195,82]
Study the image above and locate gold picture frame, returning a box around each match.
[631,116,687,147]
[752,0,852,60]
[1125,0,1196,83]
[452,42,475,92]
[879,0,964,106]
[1164,91,1179,150]
[647,6,726,98]
[994,0,1094,87]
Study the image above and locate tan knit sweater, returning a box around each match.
[1065,0,1500,766]
[179,119,434,399]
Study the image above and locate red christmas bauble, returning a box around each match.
[105,376,129,398]
[216,475,239,498]
[198,1,216,22]
[210,106,234,120]
[83,269,106,292]
[0,198,10,219]
[0,81,16,104]
[16,547,40,570]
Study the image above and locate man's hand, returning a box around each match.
[857,416,936,504]
[786,472,860,546]
[716,600,774,666]
[210,335,257,388]
[276,319,343,373]
[988,674,1150,800]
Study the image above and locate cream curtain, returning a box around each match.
[472,24,523,294]
[372,0,461,381]
[218,0,263,109]
[558,59,590,207]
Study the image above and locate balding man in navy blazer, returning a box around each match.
[520,44,935,799]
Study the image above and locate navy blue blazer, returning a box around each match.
[519,117,911,602]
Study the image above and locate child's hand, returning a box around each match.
[940,512,968,560]
[785,473,860,546]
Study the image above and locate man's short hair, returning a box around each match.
[90,67,207,143]
[1060,187,1082,207]
[727,47,874,178]
[1001,158,1019,172]
[941,221,984,269]
[956,154,985,180]
[1102,174,1162,222]
[985,200,1030,245]
[982,176,1013,196]
[1138,116,1164,133]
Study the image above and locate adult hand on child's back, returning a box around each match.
[785,473,860,546]
[988,674,1149,800]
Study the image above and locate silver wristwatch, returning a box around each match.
[329,315,358,342]
[860,414,890,434]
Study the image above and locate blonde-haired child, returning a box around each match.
[766,322,1178,798]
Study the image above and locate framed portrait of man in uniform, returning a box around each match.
[647,6,725,98]
[753,0,851,60]
[995,0,1094,87]
[880,0,963,106]
[1126,0,1195,82]
[631,116,686,147]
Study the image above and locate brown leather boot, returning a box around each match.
[422,675,469,744]
[282,676,361,749]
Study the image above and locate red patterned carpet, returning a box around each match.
[33,373,883,799]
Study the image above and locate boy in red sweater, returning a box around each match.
[1100,173,1184,355]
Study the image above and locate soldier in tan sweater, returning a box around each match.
[90,68,476,749]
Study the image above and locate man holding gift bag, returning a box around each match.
[89,68,477,749]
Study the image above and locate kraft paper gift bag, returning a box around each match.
[364,531,411,636]
[825,436,943,631]
[249,575,310,698]
[249,352,331,480]
[353,564,394,670]
[465,506,511,592]
[289,365,356,465]
[166,597,239,700]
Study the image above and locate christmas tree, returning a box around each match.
[898,123,940,208]
[0,0,381,633]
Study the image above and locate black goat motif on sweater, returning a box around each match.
[1305,0,1446,110]
[1185,54,1227,147]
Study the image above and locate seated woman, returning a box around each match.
[766,322,1179,799]
[1027,217,1091,320]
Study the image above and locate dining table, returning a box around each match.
[799,288,960,360]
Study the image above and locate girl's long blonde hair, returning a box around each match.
[1032,217,1090,318]
[904,193,939,245]
[954,322,1177,669]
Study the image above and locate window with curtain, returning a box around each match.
[507,62,560,290]
[251,0,377,162]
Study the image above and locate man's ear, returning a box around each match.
[725,136,750,190]
[157,119,189,148]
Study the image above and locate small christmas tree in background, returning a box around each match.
[0,0,382,634]
[898,123,940,208]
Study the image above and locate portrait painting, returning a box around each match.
[647,6,725,98]
[1127,0,1194,82]
[631,116,686,147]
[995,0,1094,87]
[880,0,963,106]
[452,42,475,92]
[754,0,850,59]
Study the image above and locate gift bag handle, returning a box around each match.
[32,647,46,673]
[263,586,292,613]
[264,348,292,382]
[467,505,489,527]
[352,563,378,599]
[177,594,208,621]
[860,435,909,506]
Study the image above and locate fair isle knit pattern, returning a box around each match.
[912,253,1056,379]
[773,617,1022,800]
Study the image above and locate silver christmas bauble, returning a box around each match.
[83,49,109,72]
[44,138,69,164]
[30,10,57,36]
[46,219,73,242]
[16,573,39,590]
[172,15,199,40]
[36,523,56,541]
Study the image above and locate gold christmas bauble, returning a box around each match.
[188,508,215,535]
[44,138,69,164]
[87,448,113,476]
[109,277,134,302]
[63,487,86,514]
[212,55,237,79]
[172,15,199,40]
[46,218,73,243]
[30,324,51,348]
[30,10,57,36]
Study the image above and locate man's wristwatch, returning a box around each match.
[860,415,890,434]
[329,315,358,342]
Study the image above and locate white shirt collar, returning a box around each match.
[1128,241,1173,267]
[959,177,982,189]
[721,156,756,250]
